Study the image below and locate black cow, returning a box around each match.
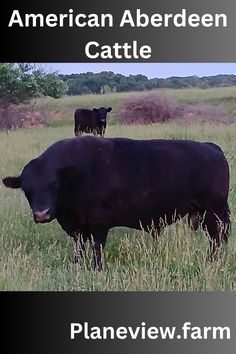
[2,137,230,270]
[74,107,112,137]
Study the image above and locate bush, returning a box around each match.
[0,102,43,130]
[0,63,67,131]
[120,93,179,124]
[120,92,235,125]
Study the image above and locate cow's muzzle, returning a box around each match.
[33,208,51,223]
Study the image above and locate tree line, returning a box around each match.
[59,71,236,95]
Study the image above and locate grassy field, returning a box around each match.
[41,86,236,126]
[1,87,236,291]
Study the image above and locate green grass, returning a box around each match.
[40,86,236,126]
[1,121,236,291]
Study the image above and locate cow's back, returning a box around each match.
[95,138,227,183]
[70,137,229,216]
[43,137,228,191]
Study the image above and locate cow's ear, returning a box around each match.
[93,108,99,113]
[2,176,22,189]
[107,107,112,112]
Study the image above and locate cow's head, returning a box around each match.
[93,106,112,122]
[2,159,59,224]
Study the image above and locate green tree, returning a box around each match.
[0,63,68,129]
[0,63,68,104]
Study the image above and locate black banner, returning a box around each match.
[2,292,235,353]
[1,0,236,61]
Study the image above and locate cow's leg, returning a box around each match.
[101,127,106,137]
[92,129,98,136]
[74,123,80,136]
[222,203,231,242]
[74,126,83,137]
[89,227,108,271]
[188,207,203,231]
[203,203,231,260]
[102,124,106,137]
[73,233,87,265]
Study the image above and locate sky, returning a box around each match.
[46,63,236,78]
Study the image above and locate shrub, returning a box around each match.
[0,63,67,131]
[120,92,235,125]
[0,101,43,130]
[120,93,179,124]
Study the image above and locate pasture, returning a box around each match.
[42,86,236,126]
[1,87,236,291]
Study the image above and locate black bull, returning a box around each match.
[2,137,230,270]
